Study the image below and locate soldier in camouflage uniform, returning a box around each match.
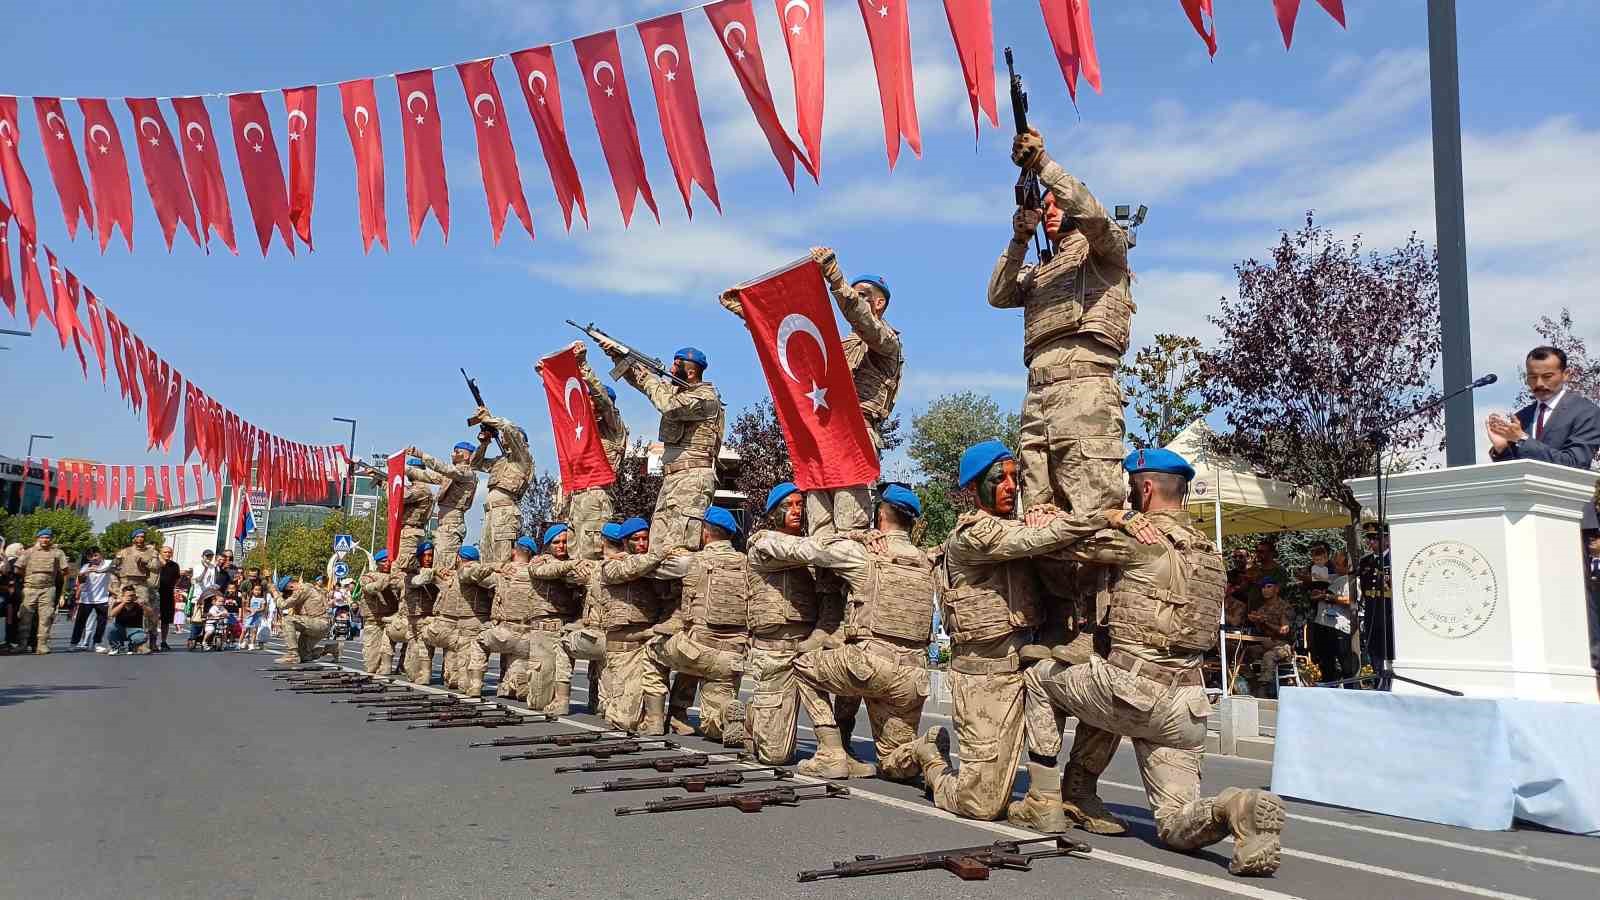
[595,517,672,734]
[469,409,534,565]
[1244,575,1295,697]
[419,545,497,697]
[521,525,590,715]
[885,442,1157,820]
[475,536,541,701]
[114,529,161,652]
[1011,449,1286,877]
[597,340,723,554]
[356,549,402,674]
[275,575,332,665]
[394,464,436,579]
[757,486,934,781]
[406,441,479,569]
[560,343,629,561]
[389,543,438,683]
[16,529,70,654]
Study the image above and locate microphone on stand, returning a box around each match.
[1472,373,1498,388]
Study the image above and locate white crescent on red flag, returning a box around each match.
[0,97,39,240]
[169,97,239,254]
[638,13,721,217]
[338,79,388,253]
[395,69,451,243]
[226,92,296,256]
[857,0,920,169]
[941,0,998,136]
[509,46,589,231]
[774,0,826,177]
[31,97,95,239]
[456,58,534,244]
[574,29,660,227]
[283,85,318,249]
[76,98,136,251]
[125,98,202,249]
[734,258,879,489]
[538,346,616,493]
[705,0,814,187]
[385,451,406,564]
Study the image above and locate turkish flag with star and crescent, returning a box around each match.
[774,0,825,178]
[31,97,95,239]
[857,0,921,169]
[638,13,720,217]
[706,0,814,188]
[733,258,879,490]
[226,92,296,256]
[171,96,240,254]
[126,98,202,250]
[0,97,39,240]
[283,85,318,250]
[538,346,616,493]
[338,78,388,253]
[76,98,135,251]
[510,46,588,231]
[385,450,406,564]
[395,69,450,243]
[574,30,660,227]
[456,59,534,244]
[0,201,15,316]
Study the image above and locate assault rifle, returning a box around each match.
[461,368,494,431]
[340,694,444,706]
[499,739,679,762]
[283,684,400,695]
[258,664,336,673]
[614,782,848,817]
[796,836,1091,883]
[411,712,555,729]
[567,321,693,390]
[1005,47,1052,265]
[271,670,365,681]
[469,729,635,749]
[371,705,508,722]
[352,697,478,711]
[574,766,792,794]
[553,752,739,774]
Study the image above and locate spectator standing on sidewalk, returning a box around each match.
[156,546,181,652]
[74,550,115,651]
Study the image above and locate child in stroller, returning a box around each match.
[202,595,231,651]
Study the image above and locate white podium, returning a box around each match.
[1348,459,1596,704]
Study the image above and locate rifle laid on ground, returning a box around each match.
[574,766,792,794]
[499,739,679,761]
[795,836,1091,883]
[372,704,509,722]
[351,697,477,711]
[272,671,367,682]
[469,729,634,749]
[1005,47,1052,265]
[285,684,401,695]
[553,752,739,774]
[567,321,693,389]
[614,783,848,816]
[258,664,336,673]
[411,712,555,729]
[340,693,441,706]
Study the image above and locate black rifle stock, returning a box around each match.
[499,739,679,761]
[796,836,1091,882]
[614,782,847,816]
[469,729,634,749]
[574,766,791,794]
[566,321,693,389]
[552,752,735,774]
[1005,46,1052,265]
[410,712,554,729]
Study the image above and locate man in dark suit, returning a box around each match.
[1487,345,1600,696]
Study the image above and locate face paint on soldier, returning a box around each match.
[547,531,570,560]
[777,492,805,534]
[420,548,435,568]
[673,359,703,384]
[626,531,650,554]
[977,459,1018,516]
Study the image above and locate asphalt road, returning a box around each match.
[2,625,1595,900]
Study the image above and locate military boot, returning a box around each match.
[721,700,748,749]
[835,716,876,778]
[1051,631,1097,666]
[1007,763,1068,833]
[1216,787,1285,876]
[1018,644,1052,665]
[910,726,951,773]
[796,726,855,779]
[641,694,668,736]
[1062,763,1128,835]
[542,682,571,716]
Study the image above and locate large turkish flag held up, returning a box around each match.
[338,78,388,253]
[171,96,240,254]
[574,29,660,227]
[638,13,721,217]
[732,258,879,490]
[77,98,135,251]
[774,0,826,177]
[395,69,450,243]
[538,346,616,493]
[31,98,95,238]
[456,58,534,243]
[510,46,588,230]
[384,450,406,564]
[706,0,814,187]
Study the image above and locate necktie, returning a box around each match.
[1534,403,1548,440]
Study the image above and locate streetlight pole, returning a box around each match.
[26,433,53,458]
[1,327,28,351]
[332,416,357,513]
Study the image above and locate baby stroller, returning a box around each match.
[203,614,229,651]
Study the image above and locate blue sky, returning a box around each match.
[3,0,1596,524]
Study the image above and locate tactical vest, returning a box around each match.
[841,332,902,422]
[435,467,475,518]
[401,485,433,527]
[526,571,581,621]
[852,549,936,643]
[295,585,331,618]
[358,573,400,619]
[490,562,536,621]
[1021,236,1134,366]
[1106,520,1227,653]
[402,581,435,618]
[486,458,531,498]
[939,519,1041,645]
[683,546,749,629]
[116,547,153,580]
[20,549,65,588]
[599,574,661,628]
[747,563,819,631]
[658,382,723,464]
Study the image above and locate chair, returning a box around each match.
[1278,656,1307,690]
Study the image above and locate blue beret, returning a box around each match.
[542,523,570,546]
[674,347,708,369]
[603,385,617,402]
[453,441,476,453]
[619,517,650,539]
[418,540,434,553]
[130,528,146,538]
[601,522,625,543]
[764,482,800,514]
[406,456,423,467]
[701,506,739,536]
[515,536,538,553]
[276,576,292,592]
[851,274,890,299]
[880,484,922,518]
[372,549,388,562]
[1259,573,1281,587]
[458,545,481,561]
[36,527,53,538]
[957,440,1014,489]
[1123,447,1195,482]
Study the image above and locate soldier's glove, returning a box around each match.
[1112,510,1162,545]
[1012,207,1042,241]
[1011,127,1047,173]
[810,246,845,289]
[410,570,434,587]
[717,289,746,319]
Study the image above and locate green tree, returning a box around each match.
[246,509,384,583]
[907,392,1022,545]
[1,508,96,561]
[725,399,793,524]
[610,439,664,523]
[98,519,165,555]
[1121,333,1213,449]
[519,469,562,536]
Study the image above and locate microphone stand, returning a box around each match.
[1339,376,1494,696]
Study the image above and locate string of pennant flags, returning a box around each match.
[0,0,1344,258]
[24,458,211,513]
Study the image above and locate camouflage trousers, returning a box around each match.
[1244,642,1295,690]
[887,668,1027,820]
[281,614,330,664]
[1018,372,1126,514]
[567,486,614,561]
[481,500,521,565]
[385,615,434,684]
[526,629,574,710]
[360,614,398,674]
[433,513,467,570]
[421,617,487,697]
[477,622,534,700]
[602,636,668,732]
[650,628,745,740]
[396,525,428,573]
[18,586,59,651]
[745,631,809,765]
[794,639,929,780]
[805,486,871,537]
[1023,656,1226,851]
[650,466,716,552]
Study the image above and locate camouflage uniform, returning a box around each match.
[16,544,69,653]
[883,508,1111,820]
[493,555,586,712]
[649,539,751,741]
[470,415,534,564]
[279,583,332,664]
[757,530,933,780]
[114,543,161,642]
[745,531,824,765]
[389,571,438,684]
[409,452,477,569]
[566,360,628,561]
[1245,594,1295,694]
[595,552,670,733]
[356,569,402,674]
[395,482,435,575]
[1018,510,1284,875]
[621,364,722,552]
[475,557,538,700]
[420,563,496,696]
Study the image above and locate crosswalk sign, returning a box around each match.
[333,534,355,554]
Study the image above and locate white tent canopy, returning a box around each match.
[1164,420,1354,541]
